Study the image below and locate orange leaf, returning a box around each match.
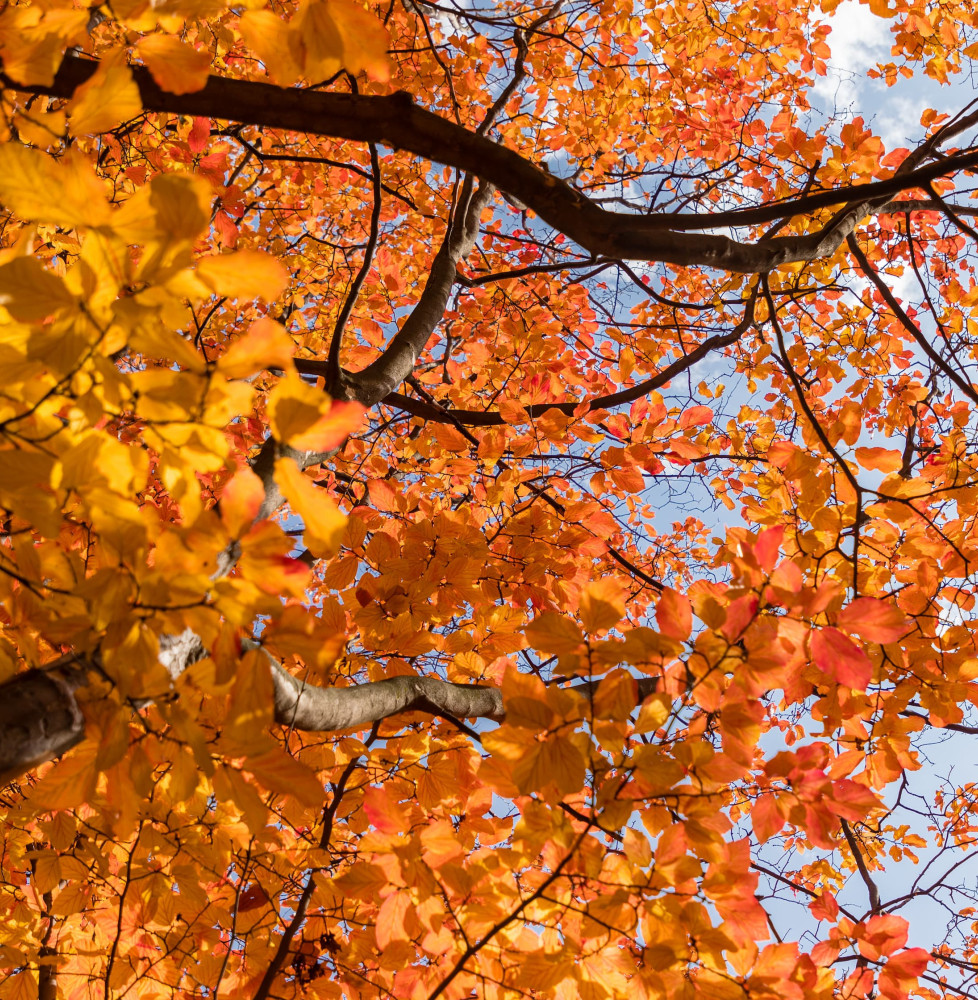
[275,457,347,558]
[244,746,324,807]
[811,627,873,690]
[135,35,211,94]
[376,889,412,950]
[837,597,907,644]
[592,669,638,722]
[218,318,295,380]
[267,372,365,452]
[854,446,903,473]
[421,819,464,867]
[525,612,584,655]
[362,785,408,836]
[656,587,692,641]
[858,914,909,960]
[220,465,266,538]
[579,579,625,633]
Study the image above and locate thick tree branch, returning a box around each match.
[339,177,496,404]
[0,641,664,783]
[5,56,978,274]
[0,666,86,784]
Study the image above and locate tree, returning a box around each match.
[1,0,978,995]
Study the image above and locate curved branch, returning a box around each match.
[353,286,758,425]
[6,56,978,274]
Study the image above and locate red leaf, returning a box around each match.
[189,116,210,154]
[656,587,692,641]
[858,914,909,960]
[751,792,785,843]
[837,597,907,644]
[678,404,713,428]
[809,891,839,921]
[811,627,873,690]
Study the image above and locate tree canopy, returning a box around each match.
[2,0,978,997]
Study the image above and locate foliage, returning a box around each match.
[1,0,978,997]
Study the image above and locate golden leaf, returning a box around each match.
[68,48,143,137]
[196,250,290,302]
[275,456,347,558]
[136,35,211,94]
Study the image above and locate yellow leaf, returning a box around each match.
[240,0,390,86]
[294,0,390,83]
[275,456,347,558]
[31,852,61,894]
[13,107,66,149]
[4,970,38,1000]
[0,257,76,321]
[225,648,275,748]
[525,612,584,655]
[68,48,143,137]
[592,669,638,722]
[0,6,89,86]
[579,579,625,633]
[28,744,99,812]
[267,372,364,451]
[114,173,212,245]
[101,619,166,699]
[197,249,289,301]
[136,35,211,94]
[0,145,111,230]
[238,10,303,86]
[244,746,324,806]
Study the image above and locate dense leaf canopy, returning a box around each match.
[2,0,978,997]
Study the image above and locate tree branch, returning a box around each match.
[6,56,978,274]
[355,285,758,425]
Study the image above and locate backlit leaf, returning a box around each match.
[68,48,142,136]
[275,456,347,558]
[136,35,211,94]
[837,597,907,644]
[197,250,290,302]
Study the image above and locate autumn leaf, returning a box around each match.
[525,612,584,654]
[240,0,389,86]
[656,587,692,641]
[0,145,111,229]
[68,48,142,136]
[275,456,347,558]
[854,446,903,473]
[837,597,907,644]
[267,372,365,451]
[811,627,874,690]
[220,465,266,537]
[243,745,324,806]
[196,250,290,301]
[136,35,211,94]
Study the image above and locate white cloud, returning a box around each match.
[813,0,891,116]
